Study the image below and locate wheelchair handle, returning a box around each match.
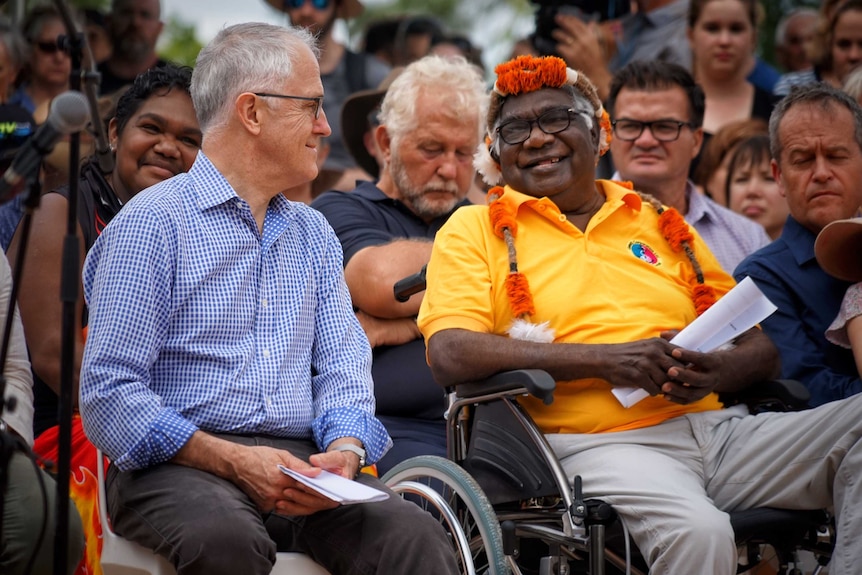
[394,265,427,302]
[455,369,557,405]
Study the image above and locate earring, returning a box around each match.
[110,142,116,152]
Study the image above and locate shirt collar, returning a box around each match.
[353,180,471,221]
[684,180,714,224]
[352,181,391,202]
[499,180,642,215]
[780,215,818,266]
[190,152,240,211]
[189,151,293,215]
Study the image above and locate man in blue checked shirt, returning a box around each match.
[79,22,458,575]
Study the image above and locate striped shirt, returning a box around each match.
[80,152,390,471]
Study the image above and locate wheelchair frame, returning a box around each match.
[382,370,834,575]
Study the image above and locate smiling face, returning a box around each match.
[109,88,201,202]
[256,47,332,191]
[773,102,862,234]
[688,0,756,80]
[497,88,599,209]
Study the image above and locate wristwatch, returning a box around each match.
[331,443,367,468]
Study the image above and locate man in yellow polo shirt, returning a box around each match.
[418,55,862,575]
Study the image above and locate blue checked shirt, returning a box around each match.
[80,152,391,471]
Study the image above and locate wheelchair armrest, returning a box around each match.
[454,369,556,405]
[719,379,810,413]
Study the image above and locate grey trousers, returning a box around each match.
[0,448,84,575]
[107,435,459,575]
[548,393,862,575]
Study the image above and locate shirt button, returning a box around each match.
[263,349,271,358]
[266,397,272,407]
[261,299,268,307]
[558,214,567,222]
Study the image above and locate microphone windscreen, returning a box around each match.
[48,91,92,135]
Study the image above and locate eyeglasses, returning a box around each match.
[497,107,577,145]
[254,92,323,120]
[611,119,693,142]
[283,0,331,10]
[35,41,62,54]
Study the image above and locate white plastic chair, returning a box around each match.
[96,450,330,575]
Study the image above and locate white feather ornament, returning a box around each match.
[507,319,556,343]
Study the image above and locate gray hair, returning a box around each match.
[769,83,862,162]
[774,7,818,47]
[191,22,318,134]
[378,54,488,152]
[844,67,862,103]
[0,17,27,70]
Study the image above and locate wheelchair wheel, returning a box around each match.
[382,455,509,575]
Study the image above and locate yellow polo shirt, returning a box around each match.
[419,181,736,435]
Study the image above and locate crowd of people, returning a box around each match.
[0,0,861,574]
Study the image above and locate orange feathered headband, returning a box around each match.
[474,55,612,186]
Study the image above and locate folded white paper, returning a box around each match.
[278,465,390,505]
[611,277,777,408]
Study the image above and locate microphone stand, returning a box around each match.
[51,1,102,573]
[3,178,51,575]
[1,0,101,568]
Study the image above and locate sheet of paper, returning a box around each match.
[278,465,390,505]
[611,277,777,408]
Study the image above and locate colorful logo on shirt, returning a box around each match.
[629,241,660,265]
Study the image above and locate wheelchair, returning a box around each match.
[381,369,835,575]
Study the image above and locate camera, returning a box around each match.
[530,0,631,56]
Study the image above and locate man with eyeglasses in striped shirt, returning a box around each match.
[609,60,770,273]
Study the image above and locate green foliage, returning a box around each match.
[157,16,202,67]
[67,0,110,9]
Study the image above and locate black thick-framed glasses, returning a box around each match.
[254,92,323,119]
[611,119,692,142]
[497,107,577,145]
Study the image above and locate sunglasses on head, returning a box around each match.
[283,0,331,10]
[35,40,62,54]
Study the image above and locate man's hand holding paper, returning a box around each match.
[612,277,779,407]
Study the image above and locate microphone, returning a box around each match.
[0,90,91,203]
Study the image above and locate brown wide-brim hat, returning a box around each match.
[814,218,862,282]
[341,66,404,179]
[264,0,363,19]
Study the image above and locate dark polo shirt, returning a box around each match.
[735,216,862,406]
[312,181,469,419]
